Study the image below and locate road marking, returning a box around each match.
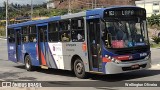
[0,79,4,81]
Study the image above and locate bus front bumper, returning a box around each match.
[104,58,151,74]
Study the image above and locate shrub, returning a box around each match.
[152,36,160,44]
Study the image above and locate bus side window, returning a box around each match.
[48,22,59,42]
[59,20,71,42]
[8,28,15,43]
[71,18,85,42]
[61,32,70,42]
[71,30,84,42]
[22,26,29,43]
[29,25,36,42]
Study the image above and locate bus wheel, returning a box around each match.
[25,55,33,71]
[74,59,87,79]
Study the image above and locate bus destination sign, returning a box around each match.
[104,8,146,18]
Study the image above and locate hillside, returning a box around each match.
[52,0,138,9]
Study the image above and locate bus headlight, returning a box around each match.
[108,56,112,60]
[115,60,121,64]
[105,55,109,58]
[145,55,150,60]
[111,58,115,62]
[104,55,121,64]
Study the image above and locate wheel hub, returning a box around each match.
[76,63,83,74]
[26,58,30,69]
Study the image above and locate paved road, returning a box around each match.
[0,39,160,90]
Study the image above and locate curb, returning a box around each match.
[151,64,160,69]
[0,38,7,40]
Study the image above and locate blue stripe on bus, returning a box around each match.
[46,43,58,69]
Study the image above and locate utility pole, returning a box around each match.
[6,0,8,38]
[144,0,145,8]
[31,0,33,20]
[92,0,94,9]
[95,0,97,8]
[68,0,71,13]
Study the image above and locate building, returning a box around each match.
[136,0,160,17]
[47,0,55,9]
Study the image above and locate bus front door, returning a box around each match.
[87,19,102,71]
[15,28,22,62]
[37,24,48,68]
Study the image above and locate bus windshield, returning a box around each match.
[102,19,149,48]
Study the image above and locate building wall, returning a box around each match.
[136,0,160,17]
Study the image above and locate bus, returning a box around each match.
[7,6,151,79]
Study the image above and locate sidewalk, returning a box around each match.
[151,64,160,70]
[0,36,7,40]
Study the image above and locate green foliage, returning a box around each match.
[147,14,160,27]
[152,36,160,44]
[0,28,5,36]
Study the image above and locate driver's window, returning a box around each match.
[135,23,141,35]
[101,22,112,48]
[105,22,116,40]
[132,22,144,42]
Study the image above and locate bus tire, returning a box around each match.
[24,55,33,71]
[74,59,88,79]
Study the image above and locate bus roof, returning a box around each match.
[8,6,144,29]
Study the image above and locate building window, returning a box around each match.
[153,2,159,6]
[153,10,159,13]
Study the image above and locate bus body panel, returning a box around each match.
[17,45,23,63]
[48,42,63,69]
[101,47,151,74]
[104,58,151,74]
[61,12,86,19]
[60,12,90,72]
[8,43,17,62]
[21,43,40,66]
[41,42,58,69]
[62,42,89,71]
[8,16,61,29]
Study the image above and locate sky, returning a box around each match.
[0,0,48,7]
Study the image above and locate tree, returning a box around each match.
[3,1,6,8]
[148,14,160,27]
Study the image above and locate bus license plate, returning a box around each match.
[131,64,139,69]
